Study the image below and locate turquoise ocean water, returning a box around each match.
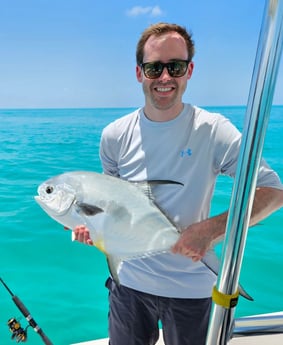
[1,106,282,345]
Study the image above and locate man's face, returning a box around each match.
[136,32,194,114]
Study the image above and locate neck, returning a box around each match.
[143,103,184,122]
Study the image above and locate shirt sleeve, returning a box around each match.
[99,123,120,177]
[214,114,283,190]
[257,159,283,189]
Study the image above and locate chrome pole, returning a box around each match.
[206,1,283,344]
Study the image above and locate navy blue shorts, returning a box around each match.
[105,278,212,345]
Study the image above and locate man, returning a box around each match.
[74,23,283,345]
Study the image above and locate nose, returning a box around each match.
[158,66,172,81]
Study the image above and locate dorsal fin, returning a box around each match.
[147,180,184,186]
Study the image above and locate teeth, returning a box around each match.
[156,87,172,92]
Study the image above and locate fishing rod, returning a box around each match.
[1,277,53,345]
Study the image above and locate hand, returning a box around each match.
[65,225,93,245]
[171,222,213,261]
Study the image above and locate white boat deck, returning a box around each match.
[71,332,283,345]
[71,312,283,345]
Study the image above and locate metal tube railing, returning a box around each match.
[206,1,283,344]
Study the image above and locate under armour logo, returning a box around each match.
[180,148,192,157]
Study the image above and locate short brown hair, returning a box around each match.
[136,22,195,65]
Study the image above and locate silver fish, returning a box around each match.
[35,171,253,301]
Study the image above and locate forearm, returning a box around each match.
[207,186,283,243]
[172,186,283,260]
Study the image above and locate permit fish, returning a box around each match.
[35,171,253,301]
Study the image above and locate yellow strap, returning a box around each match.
[212,285,240,309]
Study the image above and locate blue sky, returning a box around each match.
[0,0,282,108]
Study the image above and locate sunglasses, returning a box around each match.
[140,60,190,79]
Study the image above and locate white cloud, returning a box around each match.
[150,5,163,17]
[126,5,164,17]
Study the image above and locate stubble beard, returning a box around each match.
[143,81,183,111]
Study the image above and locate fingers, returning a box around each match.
[73,225,93,245]
[171,230,207,262]
[172,244,203,261]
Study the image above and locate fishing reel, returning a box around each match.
[7,317,28,343]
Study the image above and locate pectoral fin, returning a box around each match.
[76,202,104,216]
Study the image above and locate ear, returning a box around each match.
[136,65,143,83]
[187,61,194,80]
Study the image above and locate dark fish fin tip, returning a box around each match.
[147,180,184,186]
[76,202,104,216]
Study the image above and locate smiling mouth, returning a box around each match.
[155,87,174,92]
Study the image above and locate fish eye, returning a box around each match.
[45,185,54,194]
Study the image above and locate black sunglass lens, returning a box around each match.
[168,61,188,77]
[144,62,163,78]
